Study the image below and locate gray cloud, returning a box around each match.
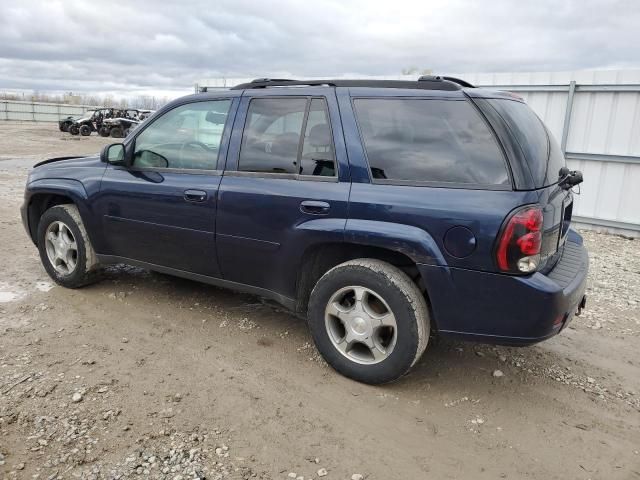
[0,0,638,97]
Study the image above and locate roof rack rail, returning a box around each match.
[231,79,337,90]
[417,75,444,82]
[250,78,295,83]
[442,76,475,88]
[230,78,468,91]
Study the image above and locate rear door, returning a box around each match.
[96,98,236,277]
[216,89,350,300]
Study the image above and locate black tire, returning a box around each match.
[99,126,111,137]
[79,124,91,136]
[110,127,123,138]
[59,123,66,132]
[37,205,101,289]
[307,259,430,384]
[69,125,80,135]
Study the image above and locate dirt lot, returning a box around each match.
[0,123,639,480]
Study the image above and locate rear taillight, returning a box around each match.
[496,205,543,274]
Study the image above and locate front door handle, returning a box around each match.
[184,189,207,203]
[300,200,330,215]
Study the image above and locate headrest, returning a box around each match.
[308,124,331,147]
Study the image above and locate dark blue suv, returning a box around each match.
[21,76,588,384]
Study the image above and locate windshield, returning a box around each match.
[487,99,565,188]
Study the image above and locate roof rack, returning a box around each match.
[230,77,472,91]
[440,76,476,88]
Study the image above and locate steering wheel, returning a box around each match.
[177,141,213,169]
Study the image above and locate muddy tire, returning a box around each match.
[99,126,111,137]
[79,124,91,136]
[307,259,430,384]
[37,205,101,289]
[110,127,123,138]
[69,124,80,135]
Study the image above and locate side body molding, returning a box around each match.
[344,219,446,266]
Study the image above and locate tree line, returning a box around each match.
[0,91,171,110]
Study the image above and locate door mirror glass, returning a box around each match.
[101,143,125,164]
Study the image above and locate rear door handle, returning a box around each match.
[184,189,207,203]
[300,200,330,215]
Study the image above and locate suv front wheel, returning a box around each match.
[37,205,101,288]
[308,259,430,384]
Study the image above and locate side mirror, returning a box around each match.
[101,143,125,165]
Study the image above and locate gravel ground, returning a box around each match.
[0,123,639,479]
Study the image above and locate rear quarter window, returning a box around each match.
[353,98,510,187]
[487,99,565,188]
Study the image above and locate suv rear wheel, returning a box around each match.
[307,259,430,384]
[79,124,91,136]
[37,205,101,288]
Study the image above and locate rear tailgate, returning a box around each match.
[539,184,573,270]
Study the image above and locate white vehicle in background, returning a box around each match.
[98,109,155,138]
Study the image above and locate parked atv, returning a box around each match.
[58,115,80,132]
[67,109,93,136]
[68,108,113,136]
[137,109,155,121]
[100,109,146,138]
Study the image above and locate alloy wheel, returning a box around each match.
[44,221,78,275]
[324,286,398,365]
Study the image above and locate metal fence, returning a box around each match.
[0,100,98,122]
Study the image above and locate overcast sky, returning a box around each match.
[0,0,638,98]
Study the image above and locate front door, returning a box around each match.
[216,90,351,300]
[96,98,236,277]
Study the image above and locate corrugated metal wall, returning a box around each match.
[1,100,95,122]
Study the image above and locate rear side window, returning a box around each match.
[238,97,337,177]
[240,98,306,174]
[353,99,509,186]
[300,99,336,177]
[487,99,565,188]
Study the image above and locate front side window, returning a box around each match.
[133,100,231,170]
[239,97,336,177]
[354,98,509,186]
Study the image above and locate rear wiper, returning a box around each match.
[558,166,583,190]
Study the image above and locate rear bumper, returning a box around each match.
[419,229,589,346]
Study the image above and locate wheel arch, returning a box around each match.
[25,179,90,245]
[294,240,439,332]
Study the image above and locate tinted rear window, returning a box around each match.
[487,99,565,188]
[354,99,509,187]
